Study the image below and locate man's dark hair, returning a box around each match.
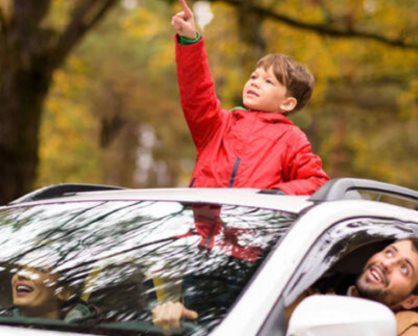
[410,237,418,252]
[407,237,418,295]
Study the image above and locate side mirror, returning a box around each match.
[286,295,396,336]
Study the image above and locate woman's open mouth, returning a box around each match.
[15,282,34,297]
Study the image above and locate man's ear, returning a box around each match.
[279,97,297,113]
[400,294,418,310]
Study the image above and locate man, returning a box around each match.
[152,238,418,335]
[350,239,418,336]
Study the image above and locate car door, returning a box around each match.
[257,214,418,336]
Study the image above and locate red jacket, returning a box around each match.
[176,37,329,195]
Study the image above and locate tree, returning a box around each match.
[0,0,118,204]
[201,0,418,189]
[38,0,418,192]
[2,0,418,204]
[36,1,189,190]
[206,0,418,50]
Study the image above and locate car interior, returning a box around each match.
[311,239,394,295]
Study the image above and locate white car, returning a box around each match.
[0,178,417,336]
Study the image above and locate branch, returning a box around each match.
[9,0,51,36]
[209,0,418,50]
[50,0,118,68]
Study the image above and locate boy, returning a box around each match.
[172,0,329,195]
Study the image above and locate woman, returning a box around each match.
[10,265,95,322]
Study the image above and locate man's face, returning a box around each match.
[242,66,295,113]
[11,266,61,314]
[356,240,418,309]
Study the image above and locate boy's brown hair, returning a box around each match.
[256,54,315,113]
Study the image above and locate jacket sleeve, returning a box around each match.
[275,132,330,195]
[175,35,224,151]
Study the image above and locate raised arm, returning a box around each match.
[172,0,224,151]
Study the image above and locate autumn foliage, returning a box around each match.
[1,0,417,203]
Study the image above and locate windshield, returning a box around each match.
[0,200,297,335]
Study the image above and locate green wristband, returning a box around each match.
[179,32,201,45]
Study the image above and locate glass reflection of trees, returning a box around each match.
[0,201,296,333]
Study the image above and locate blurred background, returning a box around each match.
[1,0,417,204]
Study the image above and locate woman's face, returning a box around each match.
[11,266,62,315]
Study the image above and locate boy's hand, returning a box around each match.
[171,0,197,40]
[152,301,198,334]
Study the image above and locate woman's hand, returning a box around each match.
[152,301,198,334]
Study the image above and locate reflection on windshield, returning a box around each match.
[0,201,296,334]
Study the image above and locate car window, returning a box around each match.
[284,217,417,304]
[258,217,418,336]
[0,200,297,335]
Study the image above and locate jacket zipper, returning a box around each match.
[204,221,219,251]
[228,157,241,188]
[189,177,196,188]
[203,210,226,251]
[201,157,240,250]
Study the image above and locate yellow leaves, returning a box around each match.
[148,41,174,70]
[50,56,88,96]
[38,56,100,187]
[118,3,174,69]
[42,0,73,31]
[0,0,12,21]
[121,6,166,41]
[36,0,418,190]
[38,1,182,188]
[398,79,418,119]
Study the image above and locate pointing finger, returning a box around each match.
[179,0,193,18]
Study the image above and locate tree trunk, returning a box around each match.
[0,0,52,203]
[0,67,51,204]
[0,0,118,204]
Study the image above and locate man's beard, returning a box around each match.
[355,278,387,303]
[355,262,390,304]
[356,275,409,308]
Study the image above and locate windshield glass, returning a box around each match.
[0,200,297,335]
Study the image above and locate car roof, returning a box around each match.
[4,177,418,215]
[1,178,417,336]
[4,187,313,214]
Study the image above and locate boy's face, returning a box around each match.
[356,240,418,310]
[11,266,61,313]
[242,66,296,113]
